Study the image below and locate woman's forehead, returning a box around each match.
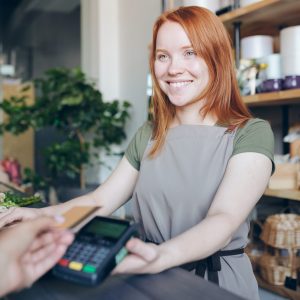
[156,21,192,49]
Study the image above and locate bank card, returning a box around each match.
[56,206,100,229]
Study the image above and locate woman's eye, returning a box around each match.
[185,50,196,57]
[157,54,169,62]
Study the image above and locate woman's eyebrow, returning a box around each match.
[155,45,193,53]
[155,48,167,53]
[181,45,193,49]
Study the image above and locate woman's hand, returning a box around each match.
[0,207,42,229]
[112,238,166,275]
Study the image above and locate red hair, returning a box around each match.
[149,6,251,156]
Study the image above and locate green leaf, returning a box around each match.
[61,95,83,106]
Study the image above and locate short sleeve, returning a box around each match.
[232,118,275,174]
[125,122,152,170]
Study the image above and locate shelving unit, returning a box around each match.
[243,89,300,106]
[220,0,300,200]
[264,188,300,202]
[220,0,300,38]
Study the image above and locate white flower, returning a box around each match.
[0,193,6,203]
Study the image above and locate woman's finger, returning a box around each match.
[125,238,158,262]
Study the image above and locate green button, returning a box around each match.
[115,247,128,265]
[83,265,96,273]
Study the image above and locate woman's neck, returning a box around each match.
[171,104,217,127]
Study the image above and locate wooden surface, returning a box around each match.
[264,188,300,202]
[220,0,300,38]
[242,89,300,106]
[255,272,300,300]
[1,82,35,170]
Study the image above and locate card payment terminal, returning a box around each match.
[53,216,139,285]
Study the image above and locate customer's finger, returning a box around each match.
[27,228,67,252]
[0,208,22,228]
[27,231,57,252]
[5,217,56,254]
[23,231,74,263]
[23,243,71,287]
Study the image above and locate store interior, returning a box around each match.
[0,0,299,299]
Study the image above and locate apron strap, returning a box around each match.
[145,238,244,286]
[181,248,245,285]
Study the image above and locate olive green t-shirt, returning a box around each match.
[125,118,275,172]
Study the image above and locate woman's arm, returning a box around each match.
[114,152,272,274]
[43,156,139,215]
[0,157,139,227]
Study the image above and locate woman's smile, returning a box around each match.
[168,80,192,87]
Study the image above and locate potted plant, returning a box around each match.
[0,67,131,192]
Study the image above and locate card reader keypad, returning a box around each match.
[58,237,112,273]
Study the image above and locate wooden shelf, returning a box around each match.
[242,89,300,106]
[220,0,300,38]
[264,188,300,202]
[255,272,299,300]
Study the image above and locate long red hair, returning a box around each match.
[149,6,251,156]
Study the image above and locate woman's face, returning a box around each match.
[154,21,209,108]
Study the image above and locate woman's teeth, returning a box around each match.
[169,81,192,87]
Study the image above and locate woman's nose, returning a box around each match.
[168,58,184,75]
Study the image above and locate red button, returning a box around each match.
[58,258,69,267]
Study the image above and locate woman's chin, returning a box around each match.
[169,97,190,107]
[169,98,194,108]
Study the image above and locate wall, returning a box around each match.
[119,0,161,140]
[82,0,161,184]
[31,9,81,78]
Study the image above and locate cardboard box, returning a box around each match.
[290,139,300,158]
[268,163,298,190]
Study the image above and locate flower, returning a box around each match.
[0,192,6,203]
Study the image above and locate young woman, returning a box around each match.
[0,6,274,299]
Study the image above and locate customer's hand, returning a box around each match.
[0,207,42,228]
[112,238,164,275]
[0,216,74,297]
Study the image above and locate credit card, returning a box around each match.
[56,206,100,229]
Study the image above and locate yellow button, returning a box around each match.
[69,261,83,271]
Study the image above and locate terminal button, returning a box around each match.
[58,258,69,267]
[69,261,83,271]
[83,264,97,273]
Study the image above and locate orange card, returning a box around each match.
[56,206,100,229]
